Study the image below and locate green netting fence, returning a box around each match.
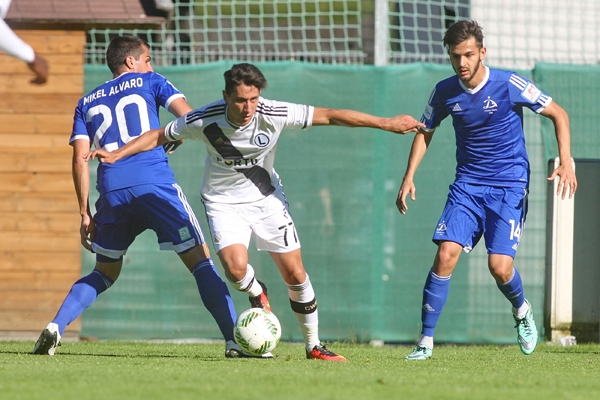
[79,62,599,343]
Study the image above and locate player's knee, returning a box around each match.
[218,245,248,274]
[435,249,460,271]
[488,265,513,283]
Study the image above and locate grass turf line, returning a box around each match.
[1,341,599,400]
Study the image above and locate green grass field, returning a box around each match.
[1,341,598,400]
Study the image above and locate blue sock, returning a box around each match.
[496,267,525,309]
[52,270,114,336]
[421,270,451,337]
[192,259,237,342]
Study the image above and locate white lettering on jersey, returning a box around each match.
[108,78,144,96]
[83,89,107,105]
[87,93,150,150]
[521,82,541,103]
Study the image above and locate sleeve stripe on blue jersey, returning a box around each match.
[539,94,551,104]
[173,183,204,241]
[509,74,527,90]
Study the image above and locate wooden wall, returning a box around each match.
[0,30,85,340]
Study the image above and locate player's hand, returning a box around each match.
[385,115,425,134]
[396,178,416,215]
[547,162,577,199]
[163,139,184,154]
[84,149,118,164]
[80,213,95,251]
[27,54,49,85]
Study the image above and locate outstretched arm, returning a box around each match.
[312,108,424,134]
[0,19,49,84]
[541,101,577,199]
[396,128,434,215]
[85,127,168,164]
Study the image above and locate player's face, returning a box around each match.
[132,46,154,73]
[448,37,486,88]
[223,84,261,126]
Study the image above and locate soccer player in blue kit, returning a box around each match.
[396,20,577,360]
[33,36,252,358]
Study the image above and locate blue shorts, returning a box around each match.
[432,182,528,257]
[91,183,205,260]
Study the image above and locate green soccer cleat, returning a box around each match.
[514,299,538,355]
[406,344,432,360]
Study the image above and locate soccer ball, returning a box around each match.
[234,308,282,355]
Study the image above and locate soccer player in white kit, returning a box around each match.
[0,0,48,84]
[396,20,577,360]
[87,63,424,361]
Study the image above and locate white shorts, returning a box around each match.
[203,189,301,253]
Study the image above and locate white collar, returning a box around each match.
[459,65,489,94]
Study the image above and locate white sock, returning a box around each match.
[419,335,434,349]
[513,300,530,320]
[229,264,263,297]
[287,275,319,351]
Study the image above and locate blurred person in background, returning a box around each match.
[0,0,48,84]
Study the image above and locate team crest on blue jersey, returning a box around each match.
[254,133,270,147]
[435,221,447,235]
[483,96,498,114]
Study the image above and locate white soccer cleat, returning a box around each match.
[33,323,61,355]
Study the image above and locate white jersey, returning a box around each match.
[165,97,314,204]
[0,0,35,63]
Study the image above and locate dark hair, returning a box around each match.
[443,20,484,50]
[223,63,268,94]
[106,36,148,74]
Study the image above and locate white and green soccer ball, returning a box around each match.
[234,308,282,355]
